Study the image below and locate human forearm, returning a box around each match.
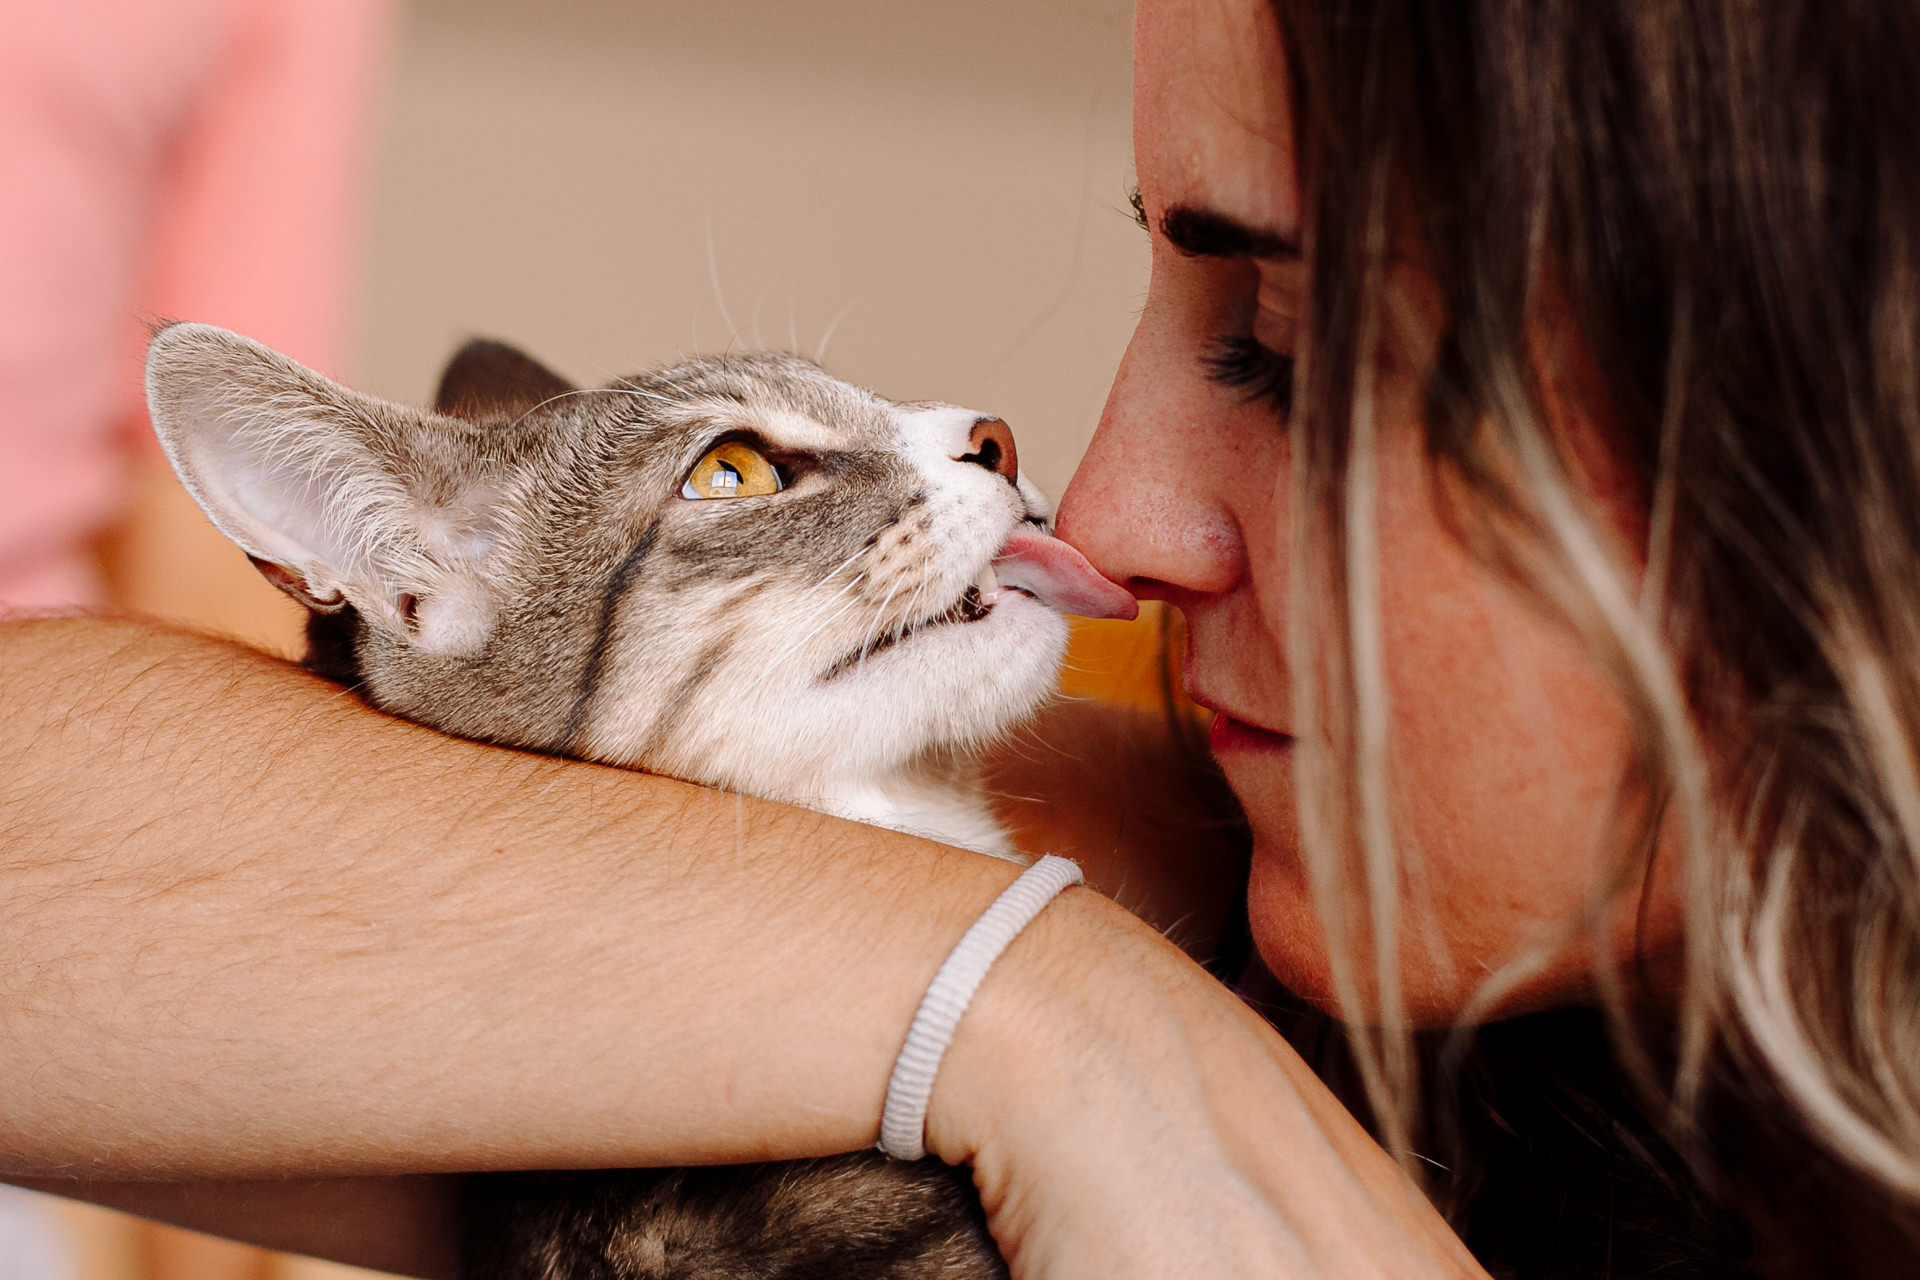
[0,617,1021,1177]
[0,617,1492,1279]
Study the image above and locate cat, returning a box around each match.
[144,321,1137,1279]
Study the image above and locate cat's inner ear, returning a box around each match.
[249,554,352,613]
[146,322,505,655]
[434,338,575,424]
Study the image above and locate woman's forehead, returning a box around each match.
[1133,0,1298,241]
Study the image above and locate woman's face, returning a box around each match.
[1056,0,1681,1021]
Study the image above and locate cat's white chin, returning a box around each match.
[655,589,1066,808]
[810,587,1067,740]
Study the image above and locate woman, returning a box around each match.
[1065,0,1920,1273]
[3,0,1916,1276]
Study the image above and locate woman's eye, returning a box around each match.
[1205,335,1295,415]
[680,441,784,500]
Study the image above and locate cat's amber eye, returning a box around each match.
[680,441,783,500]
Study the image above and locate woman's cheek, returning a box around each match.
[1241,404,1661,1019]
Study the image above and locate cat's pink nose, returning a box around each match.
[957,416,1019,484]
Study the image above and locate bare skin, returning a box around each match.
[2,621,1485,1278]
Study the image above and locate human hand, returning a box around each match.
[926,892,1490,1279]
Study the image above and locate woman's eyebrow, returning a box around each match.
[1126,186,1303,261]
[1161,205,1301,261]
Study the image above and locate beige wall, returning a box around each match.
[356,0,1146,502]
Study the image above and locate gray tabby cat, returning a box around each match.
[144,322,1136,1279]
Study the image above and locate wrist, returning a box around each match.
[923,889,1275,1273]
[879,856,1085,1160]
[919,885,1184,1173]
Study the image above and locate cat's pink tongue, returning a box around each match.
[992,529,1138,620]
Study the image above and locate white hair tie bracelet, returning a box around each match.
[877,854,1085,1162]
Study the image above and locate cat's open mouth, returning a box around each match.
[817,531,1135,682]
[820,566,1015,681]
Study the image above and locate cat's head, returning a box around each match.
[145,323,1134,800]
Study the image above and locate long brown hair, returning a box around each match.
[1268,0,1920,1267]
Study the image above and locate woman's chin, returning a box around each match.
[1247,841,1514,1027]
[1248,847,1619,1028]
[1244,847,1342,1011]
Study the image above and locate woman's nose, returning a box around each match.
[1056,329,1248,601]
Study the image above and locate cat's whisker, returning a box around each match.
[892,575,931,649]
[749,267,790,351]
[786,584,868,655]
[855,573,910,665]
[787,564,873,635]
[813,543,877,594]
[755,580,873,679]
[482,384,677,434]
[600,385,677,408]
[749,626,862,711]
[813,299,857,365]
[762,556,913,683]
[867,560,933,656]
[742,552,883,674]
[607,381,674,401]
[738,595,875,706]
[704,215,741,351]
[857,571,931,674]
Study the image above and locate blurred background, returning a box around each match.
[3,0,1151,1275]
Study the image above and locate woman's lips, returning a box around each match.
[1206,711,1295,755]
[1186,675,1295,753]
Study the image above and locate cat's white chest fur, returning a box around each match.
[805,760,1018,861]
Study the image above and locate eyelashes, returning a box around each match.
[1204,335,1295,415]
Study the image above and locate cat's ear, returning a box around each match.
[434,338,575,424]
[146,322,503,655]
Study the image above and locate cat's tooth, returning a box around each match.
[975,563,999,596]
